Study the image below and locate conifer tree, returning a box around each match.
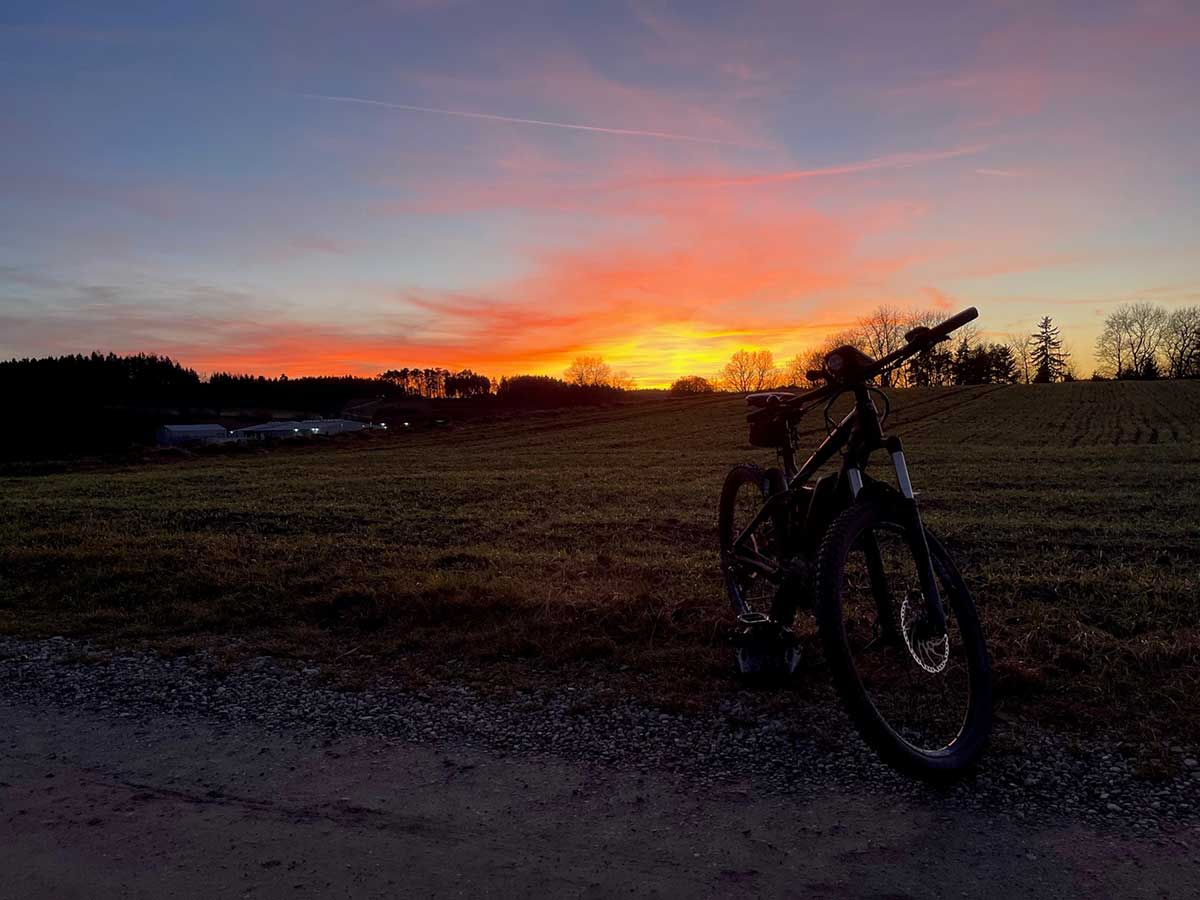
[1031,316,1068,382]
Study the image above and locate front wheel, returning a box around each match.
[815,486,992,778]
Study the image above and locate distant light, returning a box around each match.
[403,421,410,427]
[293,428,299,432]
[311,427,320,432]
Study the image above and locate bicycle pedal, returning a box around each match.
[735,643,801,677]
[730,615,801,676]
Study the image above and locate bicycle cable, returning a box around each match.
[822,383,892,434]
[823,388,850,434]
[868,385,891,426]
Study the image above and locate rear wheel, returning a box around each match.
[815,486,991,778]
[718,463,788,619]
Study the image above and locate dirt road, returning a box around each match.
[3,692,1197,899]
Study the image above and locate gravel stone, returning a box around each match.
[1,635,1197,835]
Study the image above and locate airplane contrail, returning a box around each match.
[701,145,988,186]
[614,145,988,191]
[299,92,752,147]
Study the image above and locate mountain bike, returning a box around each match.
[718,307,992,778]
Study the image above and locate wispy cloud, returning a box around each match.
[611,145,987,191]
[298,92,755,147]
[378,143,987,217]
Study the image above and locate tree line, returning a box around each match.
[561,355,636,390]
[0,353,503,410]
[0,354,415,460]
[1094,303,1200,380]
[0,352,637,461]
[2,351,203,407]
[378,367,492,398]
[494,374,627,408]
[669,307,1080,394]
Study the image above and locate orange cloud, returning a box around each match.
[53,190,908,384]
[11,136,975,384]
[32,7,1176,384]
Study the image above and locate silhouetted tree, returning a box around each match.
[1096,303,1167,379]
[1,352,203,460]
[669,375,714,395]
[1031,316,1068,382]
[609,370,636,390]
[950,340,1017,385]
[380,366,491,398]
[720,349,778,392]
[905,343,954,386]
[564,355,612,387]
[1,352,201,408]
[858,304,907,386]
[988,344,1018,383]
[1162,306,1200,379]
[211,372,404,408]
[495,374,625,408]
[783,354,808,387]
[444,369,491,397]
[1005,334,1033,384]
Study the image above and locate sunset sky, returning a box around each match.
[2,1,1198,386]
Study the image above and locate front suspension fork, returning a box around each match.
[847,436,947,634]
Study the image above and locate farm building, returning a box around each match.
[230,419,384,441]
[230,421,303,440]
[295,419,378,435]
[156,424,230,446]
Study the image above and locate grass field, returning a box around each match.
[2,381,1198,749]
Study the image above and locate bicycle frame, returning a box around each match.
[730,385,947,632]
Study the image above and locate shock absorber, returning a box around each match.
[886,435,948,636]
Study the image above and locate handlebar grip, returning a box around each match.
[932,307,978,336]
[926,307,978,342]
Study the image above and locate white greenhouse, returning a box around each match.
[156,424,230,446]
[230,419,382,441]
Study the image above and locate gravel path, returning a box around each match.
[3,636,1198,897]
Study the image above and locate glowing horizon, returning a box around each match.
[2,2,1198,386]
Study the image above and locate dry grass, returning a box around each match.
[2,381,1198,743]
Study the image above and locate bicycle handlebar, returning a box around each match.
[868,306,978,374]
[920,306,979,345]
[785,307,979,409]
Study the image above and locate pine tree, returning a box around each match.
[1031,316,1068,382]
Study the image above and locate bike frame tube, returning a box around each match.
[731,389,947,633]
[729,306,978,621]
[731,407,857,553]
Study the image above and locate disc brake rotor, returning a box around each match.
[899,591,949,674]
